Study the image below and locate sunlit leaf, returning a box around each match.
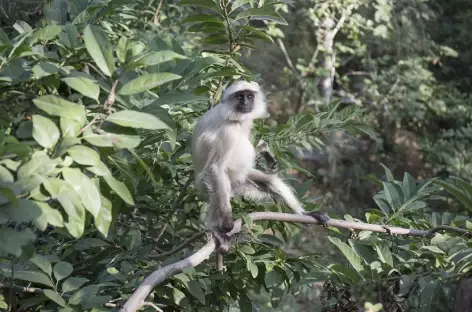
[94,195,112,237]
[83,25,115,77]
[32,115,60,149]
[33,95,86,125]
[62,76,100,100]
[118,73,182,95]
[131,50,188,68]
[62,168,101,218]
[67,145,101,166]
[107,110,172,130]
[103,174,134,205]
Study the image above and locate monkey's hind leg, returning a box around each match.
[245,169,331,227]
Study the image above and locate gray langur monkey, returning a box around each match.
[191,80,329,252]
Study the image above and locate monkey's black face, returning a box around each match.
[232,89,255,113]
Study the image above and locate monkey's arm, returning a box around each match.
[255,140,279,173]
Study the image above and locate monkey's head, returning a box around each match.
[219,80,269,121]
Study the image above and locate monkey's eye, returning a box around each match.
[247,94,253,99]
[238,94,244,100]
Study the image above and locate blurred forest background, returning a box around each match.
[0,0,472,311]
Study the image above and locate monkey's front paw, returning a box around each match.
[305,211,330,228]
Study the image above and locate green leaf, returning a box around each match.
[59,23,79,48]
[53,262,73,282]
[187,280,205,305]
[234,7,288,25]
[421,245,445,254]
[61,277,89,293]
[62,76,100,101]
[44,178,86,238]
[0,199,50,231]
[203,34,229,44]
[247,261,258,278]
[419,279,447,312]
[118,73,182,95]
[0,165,13,182]
[380,163,394,182]
[60,118,82,138]
[67,145,101,166]
[82,132,141,149]
[0,228,36,257]
[62,168,101,217]
[231,0,250,12]
[17,154,57,179]
[147,91,209,106]
[107,110,171,130]
[182,14,223,24]
[374,242,393,267]
[131,50,188,67]
[83,25,115,77]
[94,195,112,237]
[36,201,64,227]
[13,270,54,288]
[30,253,53,276]
[264,270,284,288]
[86,162,111,176]
[44,289,67,307]
[32,115,60,149]
[382,182,402,210]
[402,172,417,199]
[328,236,364,273]
[33,95,86,125]
[32,62,60,79]
[103,174,134,205]
[117,36,129,63]
[68,285,101,306]
[178,0,220,12]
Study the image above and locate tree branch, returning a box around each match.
[120,212,471,312]
[153,0,164,25]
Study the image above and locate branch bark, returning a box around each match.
[120,212,471,312]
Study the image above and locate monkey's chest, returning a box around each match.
[226,140,255,181]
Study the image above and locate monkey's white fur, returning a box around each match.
[191,81,306,235]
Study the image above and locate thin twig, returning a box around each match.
[120,212,472,312]
[79,79,119,134]
[216,253,224,271]
[150,230,205,259]
[153,0,164,25]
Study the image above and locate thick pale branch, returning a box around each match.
[120,212,471,312]
[121,239,216,312]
